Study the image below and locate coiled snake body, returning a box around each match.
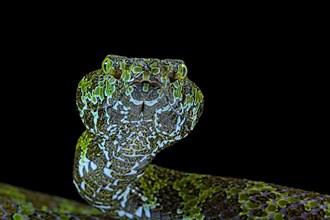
[0,55,329,219]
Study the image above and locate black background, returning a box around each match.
[1,9,328,205]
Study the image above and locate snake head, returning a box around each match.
[76,55,203,147]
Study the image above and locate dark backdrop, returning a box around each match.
[1,16,328,205]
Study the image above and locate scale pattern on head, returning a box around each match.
[76,54,203,143]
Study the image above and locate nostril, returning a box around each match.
[168,72,177,83]
[114,69,122,79]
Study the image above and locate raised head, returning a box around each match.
[74,54,204,214]
[76,54,203,145]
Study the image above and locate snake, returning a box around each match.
[0,54,329,219]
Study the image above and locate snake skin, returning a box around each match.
[1,54,329,219]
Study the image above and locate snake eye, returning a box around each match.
[178,63,187,78]
[102,57,113,74]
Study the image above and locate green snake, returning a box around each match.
[1,54,329,219]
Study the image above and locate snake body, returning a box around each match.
[1,54,329,219]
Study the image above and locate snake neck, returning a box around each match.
[101,137,157,187]
[73,125,169,213]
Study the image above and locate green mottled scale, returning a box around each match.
[0,182,105,219]
[1,54,329,219]
[73,55,330,219]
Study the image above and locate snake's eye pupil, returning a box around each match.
[181,65,187,77]
[103,62,107,71]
